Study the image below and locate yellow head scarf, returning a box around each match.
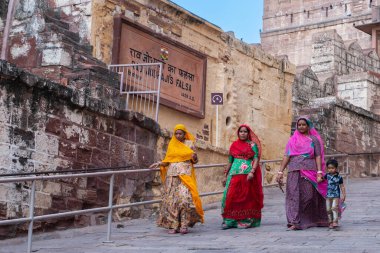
[160,124,204,223]
[161,124,195,164]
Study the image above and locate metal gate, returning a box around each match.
[109,63,162,121]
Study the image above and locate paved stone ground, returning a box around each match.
[1,178,380,253]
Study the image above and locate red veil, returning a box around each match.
[229,124,262,160]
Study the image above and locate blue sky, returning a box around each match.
[169,0,264,44]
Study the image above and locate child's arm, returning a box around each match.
[340,183,346,202]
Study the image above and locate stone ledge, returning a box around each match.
[262,12,371,36]
[309,96,380,122]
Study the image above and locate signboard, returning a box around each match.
[211,93,223,105]
[112,17,207,118]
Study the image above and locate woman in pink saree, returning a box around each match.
[276,117,328,230]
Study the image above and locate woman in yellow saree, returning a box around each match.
[150,124,204,234]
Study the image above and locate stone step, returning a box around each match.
[64,68,121,108]
[64,66,120,89]
[29,65,73,84]
[45,23,80,44]
[39,32,92,55]
[72,51,107,69]
[44,14,70,30]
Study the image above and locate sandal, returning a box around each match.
[332,222,339,228]
[287,225,297,231]
[221,223,230,230]
[329,223,334,229]
[168,229,179,234]
[179,228,188,234]
[237,222,250,229]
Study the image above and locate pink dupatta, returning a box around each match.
[285,117,327,197]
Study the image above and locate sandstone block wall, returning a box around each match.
[337,72,380,111]
[262,0,374,67]
[312,30,380,114]
[89,0,295,158]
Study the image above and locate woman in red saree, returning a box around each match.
[221,124,264,229]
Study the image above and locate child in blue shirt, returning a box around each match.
[318,159,346,229]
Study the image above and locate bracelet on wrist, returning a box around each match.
[317,170,323,174]
[277,171,284,174]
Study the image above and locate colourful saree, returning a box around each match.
[157,124,204,230]
[284,117,328,229]
[221,124,264,228]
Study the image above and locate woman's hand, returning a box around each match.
[149,162,161,169]
[276,172,283,183]
[191,153,198,164]
[247,172,254,181]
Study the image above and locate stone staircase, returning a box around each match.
[12,9,120,109]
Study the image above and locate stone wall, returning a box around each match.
[307,29,380,114]
[89,0,295,158]
[1,0,295,159]
[298,97,380,177]
[0,60,230,238]
[0,0,295,237]
[0,60,159,237]
[337,72,380,111]
[287,27,380,178]
[262,0,375,67]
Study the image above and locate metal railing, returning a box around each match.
[0,155,355,253]
[109,63,163,121]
